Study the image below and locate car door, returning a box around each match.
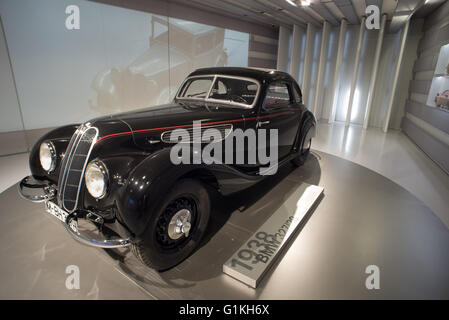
[257,81,302,160]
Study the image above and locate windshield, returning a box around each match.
[176,75,260,108]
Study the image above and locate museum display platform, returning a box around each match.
[0,151,448,299]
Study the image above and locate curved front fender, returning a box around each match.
[117,147,203,236]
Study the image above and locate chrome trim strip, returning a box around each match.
[60,125,99,212]
[69,126,98,212]
[160,123,233,143]
[175,74,261,109]
[58,125,83,205]
[206,75,217,99]
[65,212,133,248]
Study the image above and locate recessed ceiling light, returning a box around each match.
[286,0,310,7]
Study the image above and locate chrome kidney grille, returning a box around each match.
[58,125,98,212]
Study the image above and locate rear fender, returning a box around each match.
[292,110,316,151]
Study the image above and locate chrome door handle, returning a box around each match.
[257,120,270,127]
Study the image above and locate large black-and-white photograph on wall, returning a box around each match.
[0,0,249,131]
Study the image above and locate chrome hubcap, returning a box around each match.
[167,209,192,240]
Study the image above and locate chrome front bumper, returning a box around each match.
[18,175,133,248]
[18,176,56,202]
[65,211,133,248]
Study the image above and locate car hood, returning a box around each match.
[91,100,252,149]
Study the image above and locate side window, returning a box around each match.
[209,77,258,105]
[263,82,291,110]
[179,77,213,98]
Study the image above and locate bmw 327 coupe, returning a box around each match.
[19,67,316,270]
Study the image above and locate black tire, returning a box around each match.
[291,121,313,167]
[132,179,211,271]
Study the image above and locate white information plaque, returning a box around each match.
[223,184,324,288]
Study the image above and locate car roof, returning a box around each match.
[188,67,294,83]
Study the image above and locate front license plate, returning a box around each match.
[45,200,69,223]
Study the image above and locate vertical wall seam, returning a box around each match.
[345,16,366,126]
[328,18,347,123]
[363,14,387,129]
[383,19,410,133]
[0,14,29,152]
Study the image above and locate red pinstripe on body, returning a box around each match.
[95,110,294,145]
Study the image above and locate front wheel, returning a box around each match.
[132,179,211,270]
[291,122,313,167]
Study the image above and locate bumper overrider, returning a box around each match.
[18,175,133,248]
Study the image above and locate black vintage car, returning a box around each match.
[19,67,316,270]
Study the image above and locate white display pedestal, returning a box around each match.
[223,183,324,288]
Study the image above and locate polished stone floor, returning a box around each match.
[1,151,448,299]
[314,121,449,229]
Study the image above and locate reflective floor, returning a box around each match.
[1,151,448,299]
[314,121,449,229]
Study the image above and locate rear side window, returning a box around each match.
[263,82,291,109]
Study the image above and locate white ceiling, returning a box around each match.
[177,0,446,31]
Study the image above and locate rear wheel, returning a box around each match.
[132,179,210,270]
[291,122,313,167]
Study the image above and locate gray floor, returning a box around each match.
[0,151,448,299]
[314,121,449,229]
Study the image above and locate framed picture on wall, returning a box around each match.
[426,43,449,110]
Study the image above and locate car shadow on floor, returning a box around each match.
[101,153,322,295]
[200,152,322,247]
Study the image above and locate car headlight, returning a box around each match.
[85,160,108,199]
[39,141,56,172]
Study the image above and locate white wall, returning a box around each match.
[298,21,415,130]
[320,27,339,120]
[306,28,322,113]
[0,17,23,133]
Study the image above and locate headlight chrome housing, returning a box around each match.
[39,141,56,172]
[85,160,108,199]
